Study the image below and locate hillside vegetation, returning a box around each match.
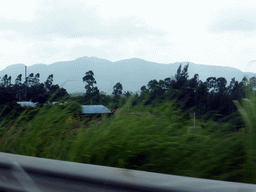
[0,96,255,184]
[1,63,256,184]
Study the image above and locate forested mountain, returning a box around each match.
[0,56,255,94]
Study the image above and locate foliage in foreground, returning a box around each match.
[0,97,254,183]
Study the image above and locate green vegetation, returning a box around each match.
[0,73,68,105]
[0,95,255,184]
[1,66,256,184]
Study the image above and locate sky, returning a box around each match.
[1,0,256,72]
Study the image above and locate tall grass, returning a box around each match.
[0,96,253,183]
[234,97,256,183]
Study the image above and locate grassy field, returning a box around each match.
[0,97,255,184]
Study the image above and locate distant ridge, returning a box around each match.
[0,56,255,94]
[5,63,26,69]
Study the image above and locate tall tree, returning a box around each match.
[164,77,173,90]
[175,64,182,83]
[91,86,100,104]
[195,82,208,115]
[0,74,10,88]
[215,77,228,115]
[7,76,11,87]
[140,85,148,93]
[206,77,217,92]
[15,74,22,85]
[123,91,133,98]
[181,63,189,80]
[113,82,123,96]
[13,74,23,101]
[216,77,227,95]
[174,63,189,89]
[112,82,123,103]
[83,70,97,105]
[183,74,199,109]
[146,79,165,103]
[226,78,240,114]
[147,79,159,91]
[247,77,256,93]
[45,74,53,92]
[52,87,68,101]
[26,73,35,87]
[242,76,248,86]
[227,77,236,95]
[34,73,40,85]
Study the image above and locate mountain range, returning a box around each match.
[0,56,255,94]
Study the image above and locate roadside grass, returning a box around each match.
[0,96,254,183]
[234,96,256,183]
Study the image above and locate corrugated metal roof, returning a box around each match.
[81,105,111,114]
[17,102,38,107]
[16,102,112,114]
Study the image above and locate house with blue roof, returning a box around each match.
[81,105,111,114]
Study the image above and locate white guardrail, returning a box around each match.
[0,152,255,192]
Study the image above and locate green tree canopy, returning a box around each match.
[112,82,123,103]
[83,70,98,105]
[45,74,53,92]
[112,82,123,96]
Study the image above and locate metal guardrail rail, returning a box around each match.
[0,152,256,192]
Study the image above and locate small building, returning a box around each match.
[80,105,112,123]
[81,105,112,114]
[17,101,38,108]
[16,102,112,120]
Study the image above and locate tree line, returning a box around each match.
[0,73,68,105]
[133,63,256,121]
[1,63,255,122]
[79,64,256,120]
[0,70,132,108]
[80,70,132,108]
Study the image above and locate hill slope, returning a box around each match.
[0,57,255,94]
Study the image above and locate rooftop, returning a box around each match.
[81,105,111,114]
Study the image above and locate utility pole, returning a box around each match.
[25,66,27,101]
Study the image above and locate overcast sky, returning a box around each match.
[1,0,256,72]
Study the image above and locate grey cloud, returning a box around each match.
[0,3,162,40]
[208,9,256,32]
[212,18,256,32]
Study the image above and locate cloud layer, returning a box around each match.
[0,0,256,73]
